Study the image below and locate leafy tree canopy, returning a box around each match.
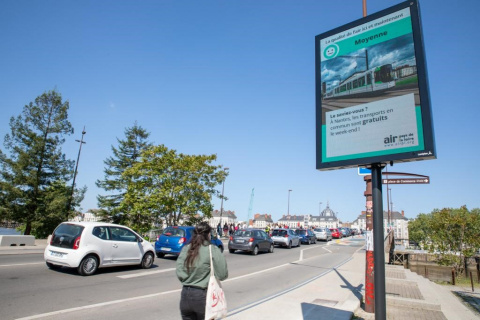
[409,206,480,275]
[120,144,228,233]
[96,122,152,224]
[0,90,84,236]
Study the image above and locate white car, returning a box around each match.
[44,221,155,276]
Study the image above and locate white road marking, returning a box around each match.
[299,244,330,261]
[15,289,181,320]
[117,267,176,279]
[0,262,44,267]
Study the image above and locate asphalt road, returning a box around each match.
[0,240,362,320]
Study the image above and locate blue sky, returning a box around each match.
[1,0,479,224]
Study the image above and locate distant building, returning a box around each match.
[354,210,409,246]
[70,211,100,222]
[208,210,237,228]
[252,213,274,229]
[277,214,306,228]
[310,203,340,229]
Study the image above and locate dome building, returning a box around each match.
[310,203,340,229]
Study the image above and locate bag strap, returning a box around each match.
[209,244,214,275]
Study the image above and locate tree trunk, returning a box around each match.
[24,220,32,235]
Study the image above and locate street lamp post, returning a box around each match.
[219,167,229,228]
[287,189,292,215]
[67,126,86,220]
[319,202,323,215]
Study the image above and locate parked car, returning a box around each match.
[44,222,155,276]
[330,228,343,239]
[155,226,223,258]
[313,227,332,241]
[295,228,317,244]
[339,227,351,237]
[228,229,274,255]
[270,228,301,248]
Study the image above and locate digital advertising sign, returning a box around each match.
[315,0,436,171]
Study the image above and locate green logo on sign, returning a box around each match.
[324,44,339,59]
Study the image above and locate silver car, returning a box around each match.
[314,227,332,241]
[270,228,301,248]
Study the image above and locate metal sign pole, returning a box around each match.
[372,163,386,320]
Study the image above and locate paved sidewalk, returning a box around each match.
[225,247,479,320]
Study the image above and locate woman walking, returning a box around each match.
[176,222,228,320]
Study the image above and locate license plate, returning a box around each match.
[235,239,245,243]
[160,247,171,251]
[50,251,64,258]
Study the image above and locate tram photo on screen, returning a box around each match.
[315,0,435,171]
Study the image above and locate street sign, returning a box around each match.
[382,178,429,184]
[358,168,371,176]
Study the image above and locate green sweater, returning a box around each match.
[176,243,228,289]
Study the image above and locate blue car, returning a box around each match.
[155,226,224,258]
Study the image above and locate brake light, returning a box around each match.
[284,234,289,238]
[249,238,254,243]
[73,236,81,250]
[178,237,186,244]
[50,236,54,245]
[229,236,233,241]
[157,235,160,241]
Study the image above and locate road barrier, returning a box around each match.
[0,235,35,246]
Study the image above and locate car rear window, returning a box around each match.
[51,224,84,249]
[295,229,306,235]
[234,230,253,237]
[162,227,186,237]
[272,230,287,236]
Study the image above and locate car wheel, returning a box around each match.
[140,252,154,269]
[78,255,98,276]
[218,246,224,253]
[287,241,292,249]
[252,246,259,256]
[156,252,165,258]
[229,249,235,254]
[269,244,274,253]
[298,240,301,247]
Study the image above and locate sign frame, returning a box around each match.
[315,0,436,171]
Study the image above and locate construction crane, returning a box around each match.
[247,188,254,226]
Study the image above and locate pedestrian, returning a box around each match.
[217,223,222,237]
[176,222,228,320]
[223,222,228,237]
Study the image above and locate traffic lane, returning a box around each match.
[0,252,45,266]
[224,241,330,277]
[0,259,182,320]
[15,245,359,320]
[2,243,347,319]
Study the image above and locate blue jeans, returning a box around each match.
[180,286,207,320]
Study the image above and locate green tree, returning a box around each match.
[96,123,151,224]
[120,145,227,233]
[0,90,82,235]
[409,206,480,276]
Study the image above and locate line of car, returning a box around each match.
[44,222,356,276]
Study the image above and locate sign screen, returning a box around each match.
[315,0,435,170]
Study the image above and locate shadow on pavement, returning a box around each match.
[301,302,352,320]
[334,267,364,302]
